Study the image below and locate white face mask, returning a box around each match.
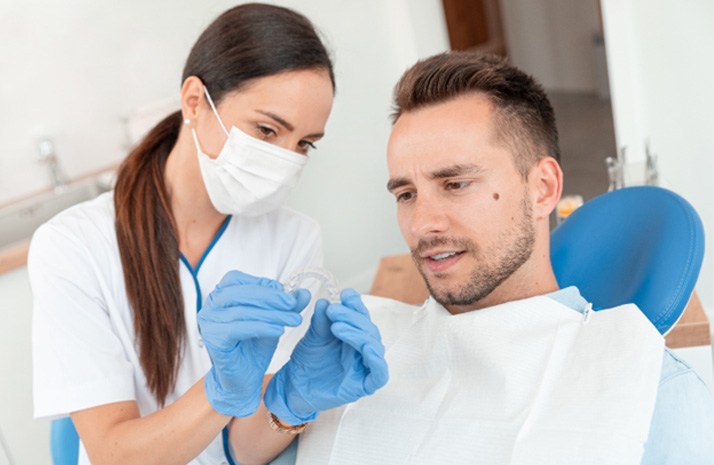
[191,86,308,216]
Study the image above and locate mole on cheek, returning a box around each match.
[492,192,500,200]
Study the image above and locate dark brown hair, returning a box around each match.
[113,3,334,405]
[392,51,559,177]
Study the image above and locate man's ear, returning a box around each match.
[528,156,563,220]
[180,76,205,123]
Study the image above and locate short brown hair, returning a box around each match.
[392,51,559,177]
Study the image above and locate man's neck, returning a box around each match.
[445,260,560,315]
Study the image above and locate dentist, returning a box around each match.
[29,4,386,465]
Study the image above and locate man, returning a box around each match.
[276,52,714,465]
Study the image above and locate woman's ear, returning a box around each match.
[180,76,204,123]
[528,156,563,220]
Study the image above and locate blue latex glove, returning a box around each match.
[197,270,311,418]
[264,288,389,425]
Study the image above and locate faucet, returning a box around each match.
[605,146,626,191]
[37,138,68,191]
[644,141,659,186]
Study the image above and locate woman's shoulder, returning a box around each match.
[30,191,116,255]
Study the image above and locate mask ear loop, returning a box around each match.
[202,85,230,137]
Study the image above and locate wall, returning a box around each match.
[499,0,603,93]
[0,0,450,286]
[0,1,450,462]
[0,267,42,464]
[601,0,714,316]
[284,0,451,289]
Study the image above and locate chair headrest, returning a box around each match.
[551,186,705,334]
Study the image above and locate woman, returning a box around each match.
[29,4,387,465]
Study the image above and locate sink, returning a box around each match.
[0,172,114,249]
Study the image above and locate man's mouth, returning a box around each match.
[413,238,472,274]
[427,251,464,262]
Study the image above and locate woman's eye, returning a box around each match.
[297,140,317,154]
[256,125,277,139]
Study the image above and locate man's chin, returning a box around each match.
[425,282,462,306]
[426,279,496,309]
[419,266,476,305]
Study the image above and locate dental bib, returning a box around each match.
[296,293,664,465]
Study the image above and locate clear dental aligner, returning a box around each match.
[283,267,340,303]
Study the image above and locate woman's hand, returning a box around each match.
[198,270,310,418]
[264,288,389,425]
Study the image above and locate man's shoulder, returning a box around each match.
[641,348,714,464]
[659,348,708,385]
[654,348,714,418]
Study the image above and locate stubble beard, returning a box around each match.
[412,195,536,308]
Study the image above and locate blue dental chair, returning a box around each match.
[551,186,705,334]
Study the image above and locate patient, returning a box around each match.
[268,52,714,465]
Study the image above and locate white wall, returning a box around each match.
[0,2,450,462]
[283,0,450,289]
[601,0,714,314]
[0,266,44,464]
[0,0,450,286]
[0,0,197,203]
[499,0,602,92]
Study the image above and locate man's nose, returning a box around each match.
[409,194,449,238]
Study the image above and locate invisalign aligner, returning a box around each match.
[282,267,340,303]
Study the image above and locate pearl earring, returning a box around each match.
[183,118,191,125]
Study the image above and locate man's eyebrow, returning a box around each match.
[429,163,483,179]
[387,164,483,192]
[255,109,324,139]
[386,177,410,193]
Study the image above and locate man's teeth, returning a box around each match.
[431,252,457,261]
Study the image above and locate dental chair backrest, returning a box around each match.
[551,186,705,334]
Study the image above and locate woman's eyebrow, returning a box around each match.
[255,109,294,131]
[255,109,324,138]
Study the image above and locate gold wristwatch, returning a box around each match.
[268,412,309,435]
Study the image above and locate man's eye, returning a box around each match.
[396,191,415,203]
[445,181,470,191]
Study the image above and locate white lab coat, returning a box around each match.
[29,191,323,465]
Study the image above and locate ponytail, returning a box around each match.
[114,111,184,405]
